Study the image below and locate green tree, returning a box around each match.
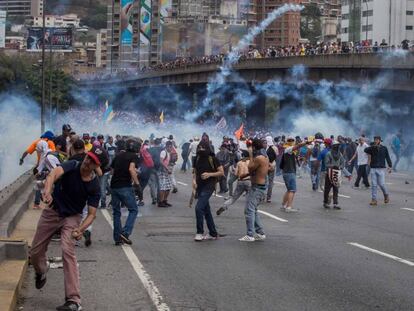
[0,53,74,111]
[300,4,322,44]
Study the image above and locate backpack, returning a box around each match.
[47,151,65,164]
[170,147,178,164]
[148,146,163,169]
[140,146,154,169]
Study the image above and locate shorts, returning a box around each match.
[283,173,297,192]
[157,170,172,191]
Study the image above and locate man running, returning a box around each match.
[364,136,392,206]
[110,139,140,245]
[54,124,72,157]
[30,146,108,311]
[239,138,269,242]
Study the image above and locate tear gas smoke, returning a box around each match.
[187,3,304,121]
[0,95,40,189]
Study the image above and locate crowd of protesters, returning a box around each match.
[18,119,414,310]
[76,39,413,82]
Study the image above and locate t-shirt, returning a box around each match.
[84,142,93,152]
[26,138,56,163]
[194,155,221,192]
[356,143,369,165]
[54,135,68,153]
[189,141,199,157]
[52,160,100,217]
[181,142,190,156]
[69,153,86,162]
[281,146,296,174]
[37,154,61,173]
[110,151,139,188]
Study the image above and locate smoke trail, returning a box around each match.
[185,3,304,120]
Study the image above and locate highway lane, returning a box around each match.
[18,170,414,310]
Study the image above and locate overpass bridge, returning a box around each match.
[78,53,414,92]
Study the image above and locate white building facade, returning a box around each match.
[341,0,414,46]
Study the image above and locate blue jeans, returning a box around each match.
[99,173,110,207]
[195,189,217,236]
[245,185,266,237]
[370,168,388,200]
[111,187,139,243]
[34,190,41,205]
[283,173,297,192]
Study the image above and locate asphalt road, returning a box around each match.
[18,170,414,311]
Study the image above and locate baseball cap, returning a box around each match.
[62,124,72,131]
[40,130,55,140]
[87,146,108,167]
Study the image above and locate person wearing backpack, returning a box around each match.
[193,140,224,241]
[157,141,174,207]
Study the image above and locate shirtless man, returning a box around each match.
[216,150,250,215]
[239,138,269,242]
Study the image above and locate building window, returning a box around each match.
[362,10,373,17]
[407,11,414,16]
[342,27,348,34]
[342,14,349,20]
[362,24,373,32]
[406,25,413,30]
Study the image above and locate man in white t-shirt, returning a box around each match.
[189,137,199,167]
[348,137,370,188]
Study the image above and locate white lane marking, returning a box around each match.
[318,190,350,199]
[258,210,288,223]
[347,242,414,267]
[392,173,408,177]
[401,208,414,212]
[101,210,170,311]
[177,181,188,186]
[274,181,285,186]
[214,193,224,198]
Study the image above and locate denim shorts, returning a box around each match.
[283,173,297,192]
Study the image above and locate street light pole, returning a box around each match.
[365,1,369,43]
[41,4,46,133]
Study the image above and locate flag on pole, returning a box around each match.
[159,111,164,124]
[103,100,116,123]
[215,117,227,130]
[234,123,244,140]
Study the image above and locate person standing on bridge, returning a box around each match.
[239,138,269,242]
[30,146,108,311]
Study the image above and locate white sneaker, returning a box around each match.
[238,235,255,242]
[194,234,203,241]
[285,207,298,213]
[254,234,266,241]
[203,234,218,240]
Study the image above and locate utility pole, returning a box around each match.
[41,3,46,133]
[49,31,53,127]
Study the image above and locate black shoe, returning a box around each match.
[151,199,157,205]
[56,300,82,311]
[158,202,168,208]
[120,233,132,245]
[115,241,124,246]
[83,230,91,247]
[323,203,330,209]
[164,201,172,207]
[137,200,145,207]
[333,205,341,210]
[35,272,47,289]
[216,207,226,216]
[172,188,178,193]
